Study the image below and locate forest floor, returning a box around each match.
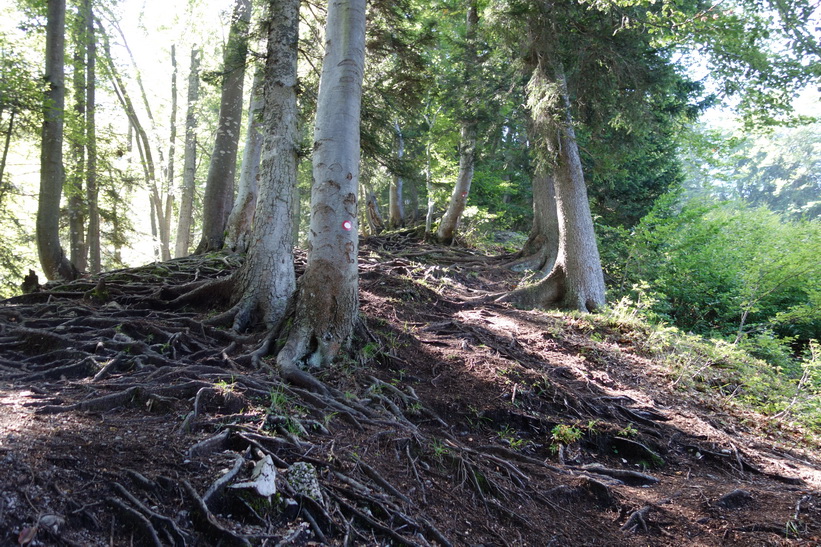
[0,230,819,547]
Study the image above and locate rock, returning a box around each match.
[284,461,324,506]
[715,489,753,509]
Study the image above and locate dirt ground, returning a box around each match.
[1,232,819,546]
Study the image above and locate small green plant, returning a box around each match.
[551,424,583,448]
[617,424,638,438]
[498,425,528,450]
[269,386,290,411]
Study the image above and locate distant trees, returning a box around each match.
[196,0,252,253]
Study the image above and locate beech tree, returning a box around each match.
[225,68,264,252]
[175,47,201,258]
[276,0,367,373]
[196,0,252,253]
[37,0,78,280]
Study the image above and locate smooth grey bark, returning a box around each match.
[175,47,200,258]
[436,119,476,244]
[164,44,177,261]
[69,4,87,272]
[436,4,479,245]
[501,62,605,312]
[226,0,299,333]
[225,68,264,252]
[37,0,77,280]
[196,0,252,253]
[278,0,366,371]
[86,3,100,273]
[388,120,404,228]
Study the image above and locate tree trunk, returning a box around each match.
[436,119,476,244]
[37,0,77,281]
[163,43,178,262]
[506,116,559,274]
[436,4,479,245]
[423,105,440,234]
[68,4,87,272]
[229,0,299,331]
[0,111,13,192]
[225,68,264,252]
[196,0,252,253]
[388,121,404,228]
[278,0,366,370]
[175,47,200,258]
[85,2,100,273]
[501,62,605,312]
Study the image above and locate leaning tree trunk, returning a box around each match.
[277,0,366,372]
[175,47,200,258]
[196,0,252,253]
[436,119,476,244]
[436,4,479,245]
[37,0,77,281]
[501,62,605,312]
[227,0,299,333]
[225,68,264,253]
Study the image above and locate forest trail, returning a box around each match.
[1,231,819,546]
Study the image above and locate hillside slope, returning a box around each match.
[0,233,819,546]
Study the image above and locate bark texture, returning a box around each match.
[502,62,605,312]
[278,0,366,371]
[37,0,77,281]
[85,2,100,273]
[225,69,264,253]
[196,0,252,253]
[388,121,404,228]
[436,4,479,245]
[175,48,200,258]
[230,0,299,332]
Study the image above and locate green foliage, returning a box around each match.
[621,199,820,345]
[550,423,582,451]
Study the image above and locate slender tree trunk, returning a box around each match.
[229,0,299,331]
[175,47,200,258]
[68,3,87,272]
[501,61,605,312]
[196,0,252,253]
[278,0,366,371]
[37,0,77,281]
[423,106,439,233]
[436,119,477,244]
[436,4,480,245]
[225,68,264,252]
[0,111,13,191]
[86,2,100,273]
[163,43,178,262]
[388,121,405,228]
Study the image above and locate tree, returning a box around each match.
[196,0,252,253]
[225,68,264,252]
[276,0,367,373]
[224,0,299,334]
[37,0,78,280]
[85,0,100,273]
[436,2,480,244]
[175,47,201,258]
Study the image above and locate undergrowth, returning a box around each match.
[598,291,821,442]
